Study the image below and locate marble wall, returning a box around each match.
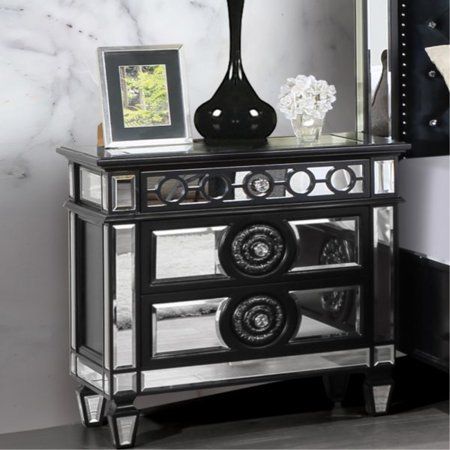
[0,0,356,434]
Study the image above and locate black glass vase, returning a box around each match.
[194,0,277,144]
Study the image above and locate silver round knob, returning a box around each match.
[428,20,437,29]
[253,313,270,329]
[252,242,270,258]
[429,70,437,78]
[429,119,438,127]
[250,177,270,194]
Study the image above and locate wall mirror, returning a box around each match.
[231,0,397,142]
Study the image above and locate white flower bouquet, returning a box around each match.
[278,75,337,120]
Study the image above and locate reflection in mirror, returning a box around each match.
[76,356,105,391]
[141,349,370,391]
[368,0,391,137]
[349,164,363,178]
[69,163,75,199]
[113,224,136,369]
[152,299,229,355]
[289,170,312,194]
[352,180,364,194]
[290,286,360,340]
[154,226,228,281]
[373,207,394,342]
[331,169,353,191]
[203,175,230,200]
[159,178,186,203]
[374,160,395,194]
[114,372,137,395]
[119,64,171,128]
[80,168,102,206]
[289,218,359,272]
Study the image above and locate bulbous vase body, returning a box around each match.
[194,0,277,144]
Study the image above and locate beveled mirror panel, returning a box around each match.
[113,224,136,369]
[367,0,392,137]
[373,206,395,342]
[141,348,370,392]
[154,226,228,281]
[152,298,229,355]
[289,218,359,272]
[80,168,102,206]
[374,160,395,194]
[290,286,361,341]
[112,175,136,211]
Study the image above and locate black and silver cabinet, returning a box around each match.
[58,136,408,448]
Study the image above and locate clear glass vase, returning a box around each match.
[291,113,325,143]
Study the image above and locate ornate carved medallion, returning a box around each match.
[231,295,285,346]
[320,237,353,265]
[231,224,285,275]
[321,290,347,319]
[217,292,300,350]
[319,238,354,319]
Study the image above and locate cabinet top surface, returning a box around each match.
[57,134,409,169]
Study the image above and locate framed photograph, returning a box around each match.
[98,45,192,148]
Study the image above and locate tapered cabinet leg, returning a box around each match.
[323,372,349,405]
[364,365,394,416]
[107,398,140,449]
[76,386,107,427]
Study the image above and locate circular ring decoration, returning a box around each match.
[243,172,274,198]
[157,177,188,204]
[231,224,285,276]
[326,167,357,194]
[217,293,300,349]
[201,174,230,201]
[319,238,353,265]
[287,169,315,196]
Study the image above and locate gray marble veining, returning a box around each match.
[0,0,355,434]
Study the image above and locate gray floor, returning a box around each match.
[0,401,447,449]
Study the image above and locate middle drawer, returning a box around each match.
[140,206,369,294]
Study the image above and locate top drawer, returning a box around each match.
[69,157,397,214]
[140,160,373,212]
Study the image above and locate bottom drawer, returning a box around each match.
[140,283,366,369]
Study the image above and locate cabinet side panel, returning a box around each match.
[80,221,104,356]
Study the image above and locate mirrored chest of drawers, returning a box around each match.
[58,135,409,449]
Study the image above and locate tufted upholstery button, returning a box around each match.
[428,70,437,78]
[429,119,438,127]
[427,20,437,29]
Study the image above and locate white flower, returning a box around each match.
[277,74,337,121]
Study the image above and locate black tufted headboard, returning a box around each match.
[398,0,449,158]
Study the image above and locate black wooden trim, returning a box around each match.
[57,138,409,169]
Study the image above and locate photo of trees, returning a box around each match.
[119,64,171,128]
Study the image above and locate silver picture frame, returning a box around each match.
[98,45,193,149]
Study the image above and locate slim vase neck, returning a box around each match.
[227,0,245,79]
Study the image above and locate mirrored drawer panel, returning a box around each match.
[143,209,366,289]
[141,160,370,211]
[153,226,228,281]
[152,298,229,356]
[291,286,361,340]
[289,217,360,272]
[144,284,363,361]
